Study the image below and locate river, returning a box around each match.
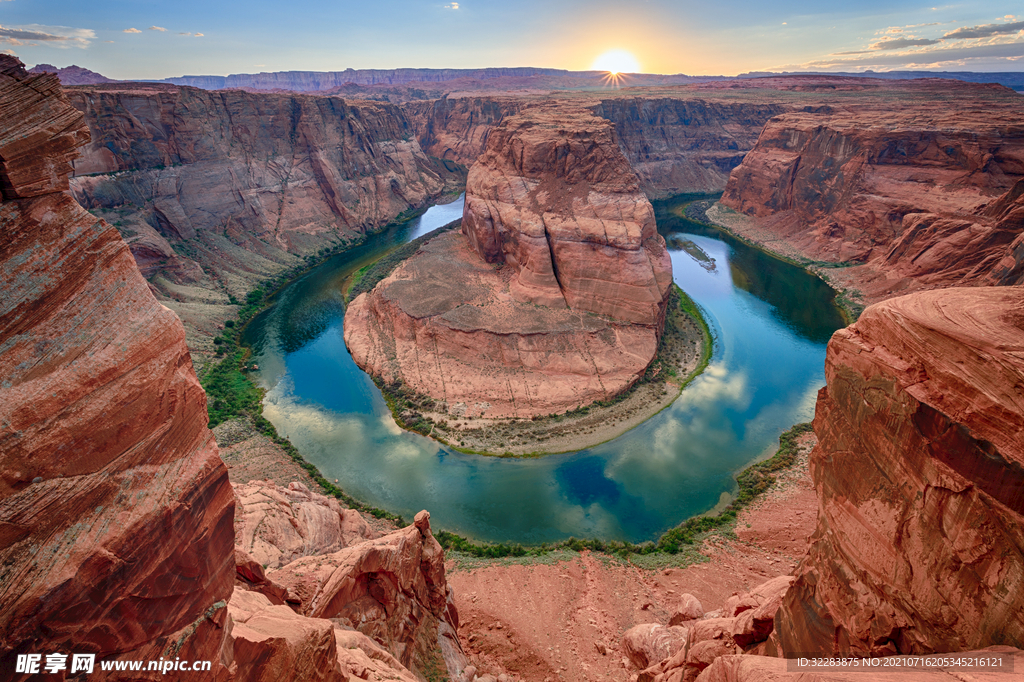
[243,193,845,544]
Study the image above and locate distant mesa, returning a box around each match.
[27,63,113,85]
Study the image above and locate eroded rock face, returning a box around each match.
[233,480,376,570]
[462,108,672,325]
[775,287,1024,656]
[66,84,462,302]
[718,90,1024,299]
[269,511,466,681]
[0,56,235,663]
[346,109,672,418]
[593,98,785,199]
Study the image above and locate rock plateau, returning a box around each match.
[345,107,672,419]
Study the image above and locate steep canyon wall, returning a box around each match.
[66,84,463,306]
[718,89,1024,300]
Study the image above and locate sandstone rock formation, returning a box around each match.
[625,577,794,682]
[233,480,376,569]
[775,287,1024,656]
[0,54,235,663]
[66,84,462,304]
[718,87,1024,300]
[461,108,672,324]
[345,108,673,418]
[269,511,466,680]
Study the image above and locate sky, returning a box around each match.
[1,0,1022,79]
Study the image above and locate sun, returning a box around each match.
[590,49,641,75]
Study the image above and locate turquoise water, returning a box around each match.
[243,194,844,544]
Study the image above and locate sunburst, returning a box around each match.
[591,50,641,87]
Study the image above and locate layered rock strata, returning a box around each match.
[593,98,786,199]
[233,480,377,569]
[1,56,465,681]
[718,91,1024,299]
[267,510,465,680]
[66,84,463,303]
[345,108,672,418]
[0,54,236,664]
[775,287,1024,656]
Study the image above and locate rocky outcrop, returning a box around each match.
[462,108,672,324]
[66,84,462,303]
[775,287,1024,656]
[625,577,794,682]
[718,89,1024,299]
[233,480,376,570]
[593,98,786,199]
[0,55,236,664]
[269,511,466,681]
[345,108,672,418]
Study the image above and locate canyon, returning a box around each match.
[3,51,1024,682]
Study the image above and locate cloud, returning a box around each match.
[444,2,459,8]
[870,37,941,50]
[148,26,166,32]
[0,24,94,48]
[787,40,1024,71]
[943,20,1024,40]
[123,27,141,33]
[194,32,204,37]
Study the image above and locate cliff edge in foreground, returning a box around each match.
[777,286,1024,655]
[345,107,673,421]
[0,54,236,663]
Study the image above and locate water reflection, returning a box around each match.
[245,194,844,543]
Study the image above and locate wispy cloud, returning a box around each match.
[444,2,459,8]
[123,27,141,34]
[870,37,941,50]
[943,20,1024,40]
[0,24,95,48]
[148,26,167,32]
[177,31,204,37]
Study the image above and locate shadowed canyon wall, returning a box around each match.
[66,84,463,304]
[404,96,785,199]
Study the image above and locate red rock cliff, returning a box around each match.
[0,55,236,663]
[775,286,1024,656]
[65,84,462,302]
[718,85,1024,299]
[462,107,672,325]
